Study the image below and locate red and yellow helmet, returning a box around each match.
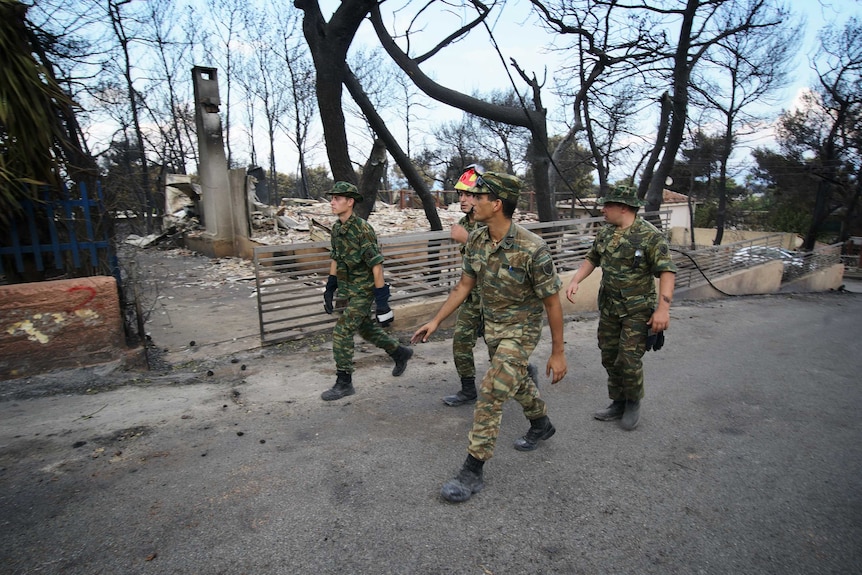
[454,164,483,191]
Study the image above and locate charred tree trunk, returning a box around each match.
[343,70,442,230]
[295,0,375,184]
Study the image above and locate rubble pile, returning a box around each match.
[253,198,538,245]
[118,244,257,289]
[125,196,538,251]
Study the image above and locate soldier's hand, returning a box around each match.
[323,275,338,314]
[647,308,670,332]
[565,280,580,304]
[450,224,468,244]
[411,322,437,344]
[546,352,567,384]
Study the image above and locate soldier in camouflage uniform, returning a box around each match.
[444,166,540,407]
[412,172,568,503]
[565,185,677,430]
[320,182,413,401]
[443,166,486,406]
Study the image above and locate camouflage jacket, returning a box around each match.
[586,216,677,315]
[463,221,562,344]
[457,215,484,255]
[459,215,485,304]
[330,214,384,295]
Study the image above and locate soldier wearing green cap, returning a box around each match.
[412,171,568,503]
[565,185,677,430]
[442,165,487,407]
[320,181,413,401]
[444,167,540,407]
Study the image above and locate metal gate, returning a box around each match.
[253,213,670,345]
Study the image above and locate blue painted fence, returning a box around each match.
[0,182,119,286]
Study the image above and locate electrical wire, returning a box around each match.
[479,17,600,217]
[477,12,754,300]
[669,247,738,297]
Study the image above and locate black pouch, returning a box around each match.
[646,329,665,352]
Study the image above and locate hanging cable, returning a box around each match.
[478,9,751,301]
[480,17,761,301]
[479,16,599,217]
[669,247,738,297]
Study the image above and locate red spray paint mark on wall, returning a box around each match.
[66,286,97,312]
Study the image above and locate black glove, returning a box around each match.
[374,284,394,326]
[323,275,338,314]
[646,329,665,352]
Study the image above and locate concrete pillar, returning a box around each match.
[192,66,233,244]
[229,168,251,242]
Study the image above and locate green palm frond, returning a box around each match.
[0,0,78,225]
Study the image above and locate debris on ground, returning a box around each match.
[253,197,538,245]
[252,200,467,245]
[129,193,538,249]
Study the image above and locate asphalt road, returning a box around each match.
[1,290,861,574]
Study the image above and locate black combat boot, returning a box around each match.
[390,345,413,377]
[593,399,626,421]
[513,415,556,451]
[620,399,641,431]
[440,454,485,503]
[442,377,478,406]
[321,371,355,401]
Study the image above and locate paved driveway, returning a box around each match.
[1,291,861,574]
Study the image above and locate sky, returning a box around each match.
[308,0,861,185]
[76,0,856,186]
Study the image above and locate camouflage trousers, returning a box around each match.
[597,308,650,401]
[452,291,485,378]
[332,291,399,373]
[467,337,546,461]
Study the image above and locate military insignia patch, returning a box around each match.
[534,247,556,276]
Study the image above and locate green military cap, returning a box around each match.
[326,181,363,202]
[597,184,645,208]
[474,171,522,202]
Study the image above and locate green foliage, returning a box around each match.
[398,149,438,190]
[671,130,727,202]
[0,0,77,222]
[751,148,817,223]
[765,201,811,235]
[693,201,717,228]
[536,135,594,201]
[275,166,333,200]
[755,20,862,245]
[301,166,333,199]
